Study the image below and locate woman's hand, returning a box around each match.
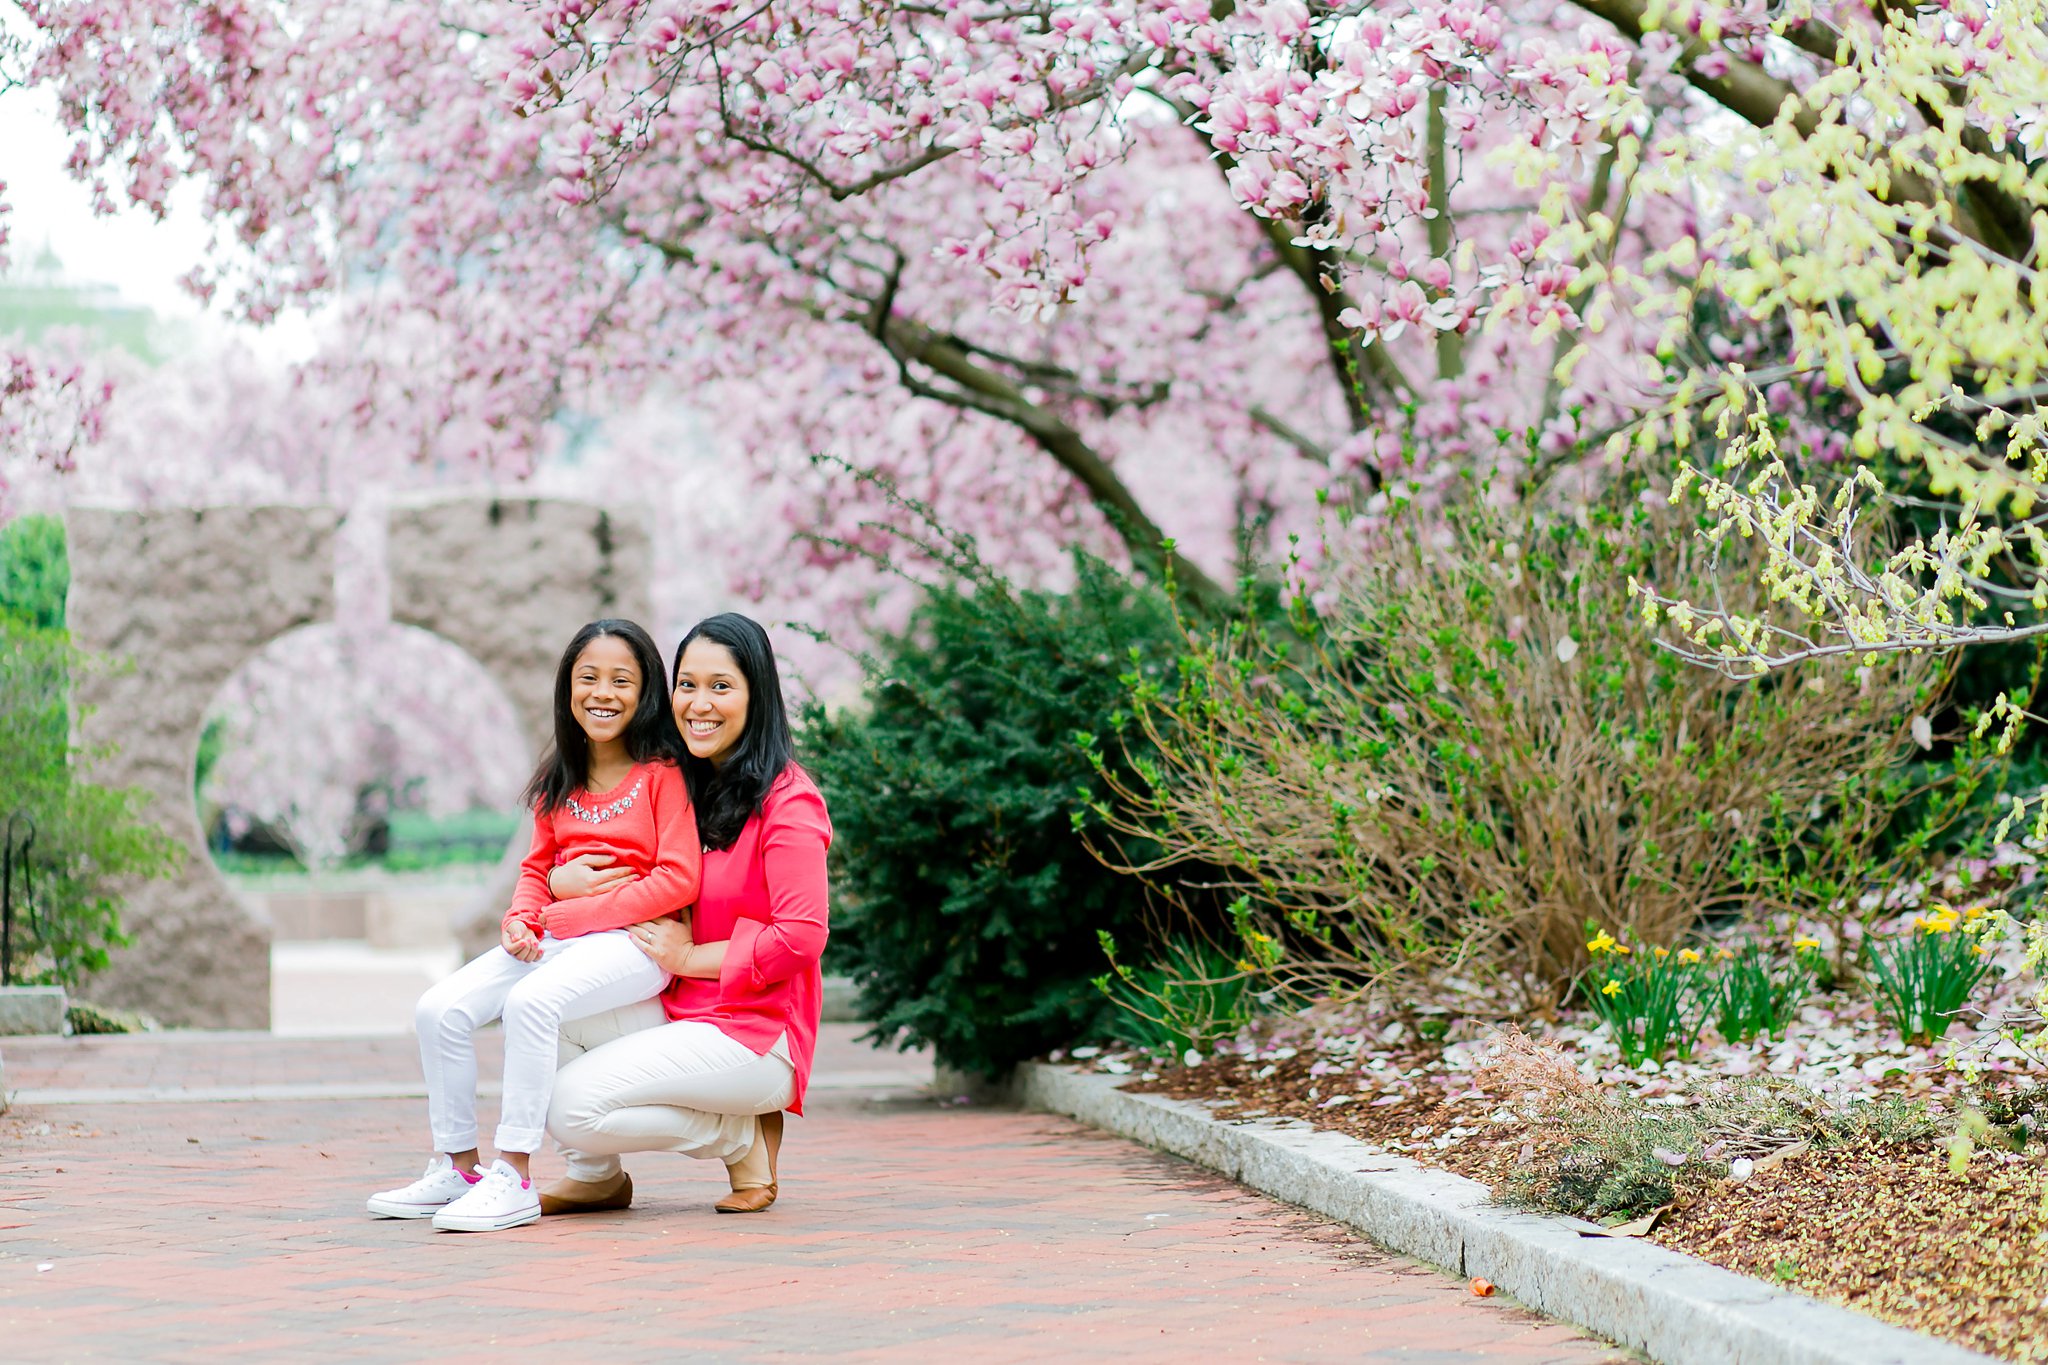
[548,853,639,900]
[501,919,543,964]
[627,915,695,975]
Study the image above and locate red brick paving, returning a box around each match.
[1,1029,1629,1362]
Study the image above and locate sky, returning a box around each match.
[0,84,314,356]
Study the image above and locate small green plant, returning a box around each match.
[1095,933,1259,1057]
[1582,928,1708,1065]
[1705,937,1823,1043]
[1865,905,2000,1044]
[1480,1030,1940,1220]
[65,1000,157,1035]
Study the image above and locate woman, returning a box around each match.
[537,611,830,1215]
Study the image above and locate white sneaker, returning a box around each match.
[432,1158,541,1233]
[367,1154,478,1219]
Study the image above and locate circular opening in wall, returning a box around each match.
[195,621,530,1035]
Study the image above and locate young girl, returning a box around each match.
[367,618,701,1233]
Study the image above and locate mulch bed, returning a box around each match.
[1112,1035,2047,1363]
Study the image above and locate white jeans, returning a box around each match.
[550,1002,795,1183]
[415,931,669,1154]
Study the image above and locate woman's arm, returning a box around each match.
[544,769,704,938]
[628,918,726,978]
[719,784,831,993]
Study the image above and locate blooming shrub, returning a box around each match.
[1089,483,1950,1010]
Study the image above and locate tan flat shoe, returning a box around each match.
[538,1171,633,1215]
[714,1181,778,1214]
[716,1111,783,1214]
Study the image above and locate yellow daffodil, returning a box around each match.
[1716,947,1735,961]
[1587,931,1618,955]
[1601,979,1622,997]
[1653,946,1671,960]
[1793,936,1820,950]
[1615,943,1632,955]
[1677,948,1701,964]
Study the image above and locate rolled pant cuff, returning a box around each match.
[562,1152,624,1183]
[433,1129,480,1154]
[493,1125,546,1155]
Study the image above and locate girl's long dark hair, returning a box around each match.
[523,618,683,813]
[674,612,796,851]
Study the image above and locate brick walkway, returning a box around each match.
[2,1027,1628,1362]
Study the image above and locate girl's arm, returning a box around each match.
[543,769,704,939]
[718,783,830,992]
[502,805,557,937]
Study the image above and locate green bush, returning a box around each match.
[0,514,68,631]
[805,550,1202,1077]
[0,517,180,988]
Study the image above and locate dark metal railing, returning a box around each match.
[1,812,40,986]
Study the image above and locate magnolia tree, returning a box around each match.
[19,0,2020,661]
[0,344,111,518]
[5,0,1796,610]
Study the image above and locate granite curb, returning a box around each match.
[1013,1062,1998,1365]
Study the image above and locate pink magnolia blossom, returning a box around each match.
[4,0,1847,612]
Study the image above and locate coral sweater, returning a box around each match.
[503,760,702,941]
[661,767,832,1114]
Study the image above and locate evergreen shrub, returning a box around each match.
[805,551,1197,1077]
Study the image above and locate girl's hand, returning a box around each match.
[548,853,639,900]
[627,916,693,975]
[501,919,544,963]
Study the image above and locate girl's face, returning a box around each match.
[673,637,749,768]
[571,634,643,748]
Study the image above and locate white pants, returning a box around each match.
[415,931,669,1154]
[550,1001,795,1183]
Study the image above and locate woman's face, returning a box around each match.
[673,637,749,768]
[570,634,643,748]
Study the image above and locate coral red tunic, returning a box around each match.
[659,766,832,1114]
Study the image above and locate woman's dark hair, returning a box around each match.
[523,618,683,813]
[673,612,796,850]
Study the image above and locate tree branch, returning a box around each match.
[875,307,1234,610]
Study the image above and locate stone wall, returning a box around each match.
[64,496,655,1028]
[67,506,340,1028]
[388,496,654,955]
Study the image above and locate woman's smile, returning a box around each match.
[673,638,750,767]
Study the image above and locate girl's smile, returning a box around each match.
[571,635,643,746]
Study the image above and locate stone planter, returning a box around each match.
[0,984,67,1036]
